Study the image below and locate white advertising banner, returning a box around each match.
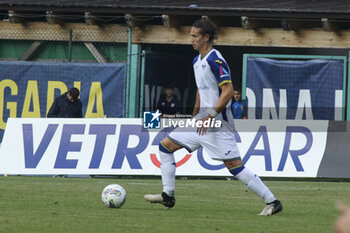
[0,118,329,177]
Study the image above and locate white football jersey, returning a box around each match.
[167,48,239,160]
[193,48,234,127]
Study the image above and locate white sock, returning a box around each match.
[235,167,276,203]
[160,151,176,197]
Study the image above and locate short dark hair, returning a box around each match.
[164,83,175,89]
[233,86,241,92]
[69,87,80,100]
[192,18,218,43]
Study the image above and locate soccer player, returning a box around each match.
[144,19,282,216]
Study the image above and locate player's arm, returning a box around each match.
[212,82,234,116]
[209,56,233,117]
[197,56,234,135]
[192,90,200,117]
[197,82,233,135]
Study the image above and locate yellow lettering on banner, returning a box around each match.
[74,81,81,92]
[46,81,67,115]
[0,79,18,130]
[21,80,41,118]
[85,82,104,118]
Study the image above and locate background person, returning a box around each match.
[232,87,244,119]
[156,83,182,116]
[47,87,83,118]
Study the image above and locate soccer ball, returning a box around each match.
[101,184,127,208]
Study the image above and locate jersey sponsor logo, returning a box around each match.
[219,65,229,77]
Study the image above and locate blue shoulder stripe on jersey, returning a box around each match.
[207,52,231,85]
[193,55,200,65]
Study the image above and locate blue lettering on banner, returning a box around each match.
[89,124,116,169]
[278,126,313,172]
[23,124,58,168]
[54,124,85,168]
[20,122,315,173]
[151,127,175,146]
[233,131,241,143]
[242,126,272,171]
[111,125,149,169]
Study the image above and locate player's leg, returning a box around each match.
[144,137,182,208]
[224,159,283,216]
[160,137,182,201]
[145,128,200,208]
[200,131,282,215]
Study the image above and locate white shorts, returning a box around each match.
[167,126,241,161]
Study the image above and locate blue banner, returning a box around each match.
[246,58,344,120]
[0,61,126,141]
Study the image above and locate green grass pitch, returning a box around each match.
[0,176,348,233]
